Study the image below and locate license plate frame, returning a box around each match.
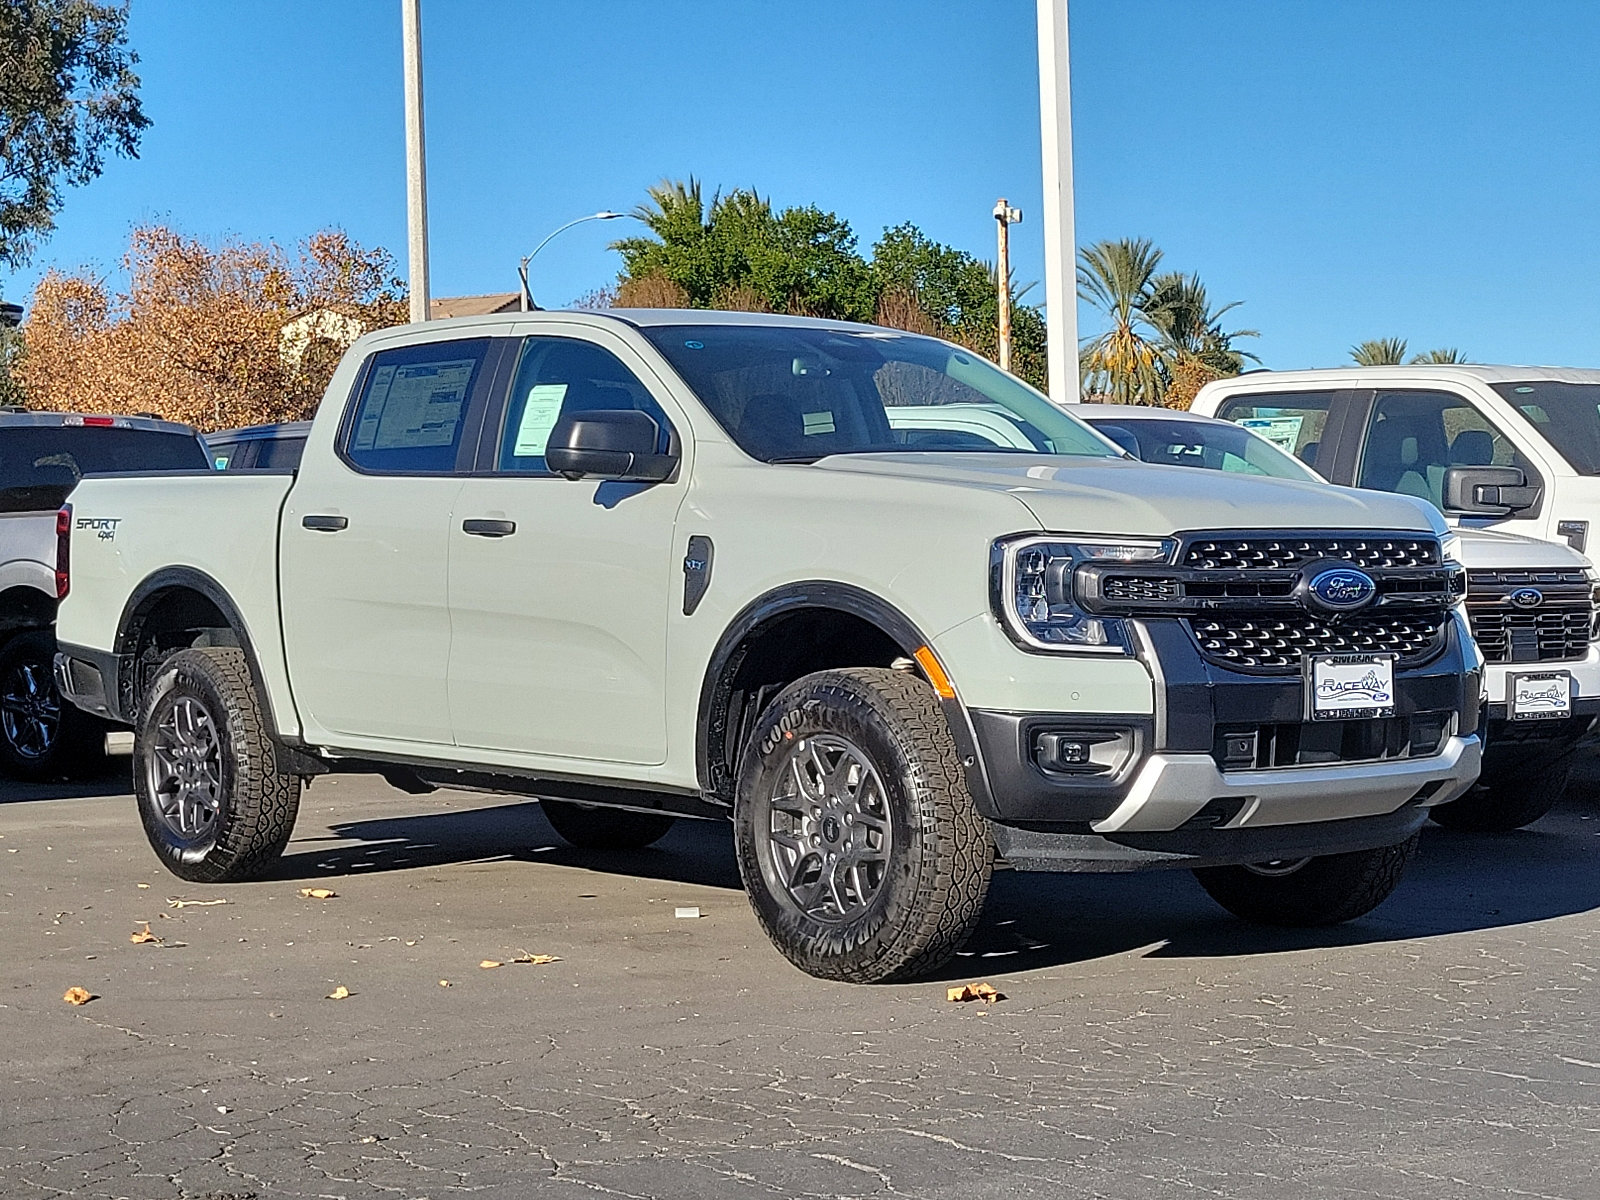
[1306,653,1396,721]
[1508,670,1573,721]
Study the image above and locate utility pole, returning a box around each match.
[993,199,1022,373]
[401,0,431,324]
[1036,0,1077,400]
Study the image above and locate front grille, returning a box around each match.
[1188,613,1447,672]
[1102,575,1181,603]
[1466,569,1592,663]
[1212,711,1453,770]
[1184,537,1440,571]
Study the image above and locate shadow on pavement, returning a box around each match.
[0,767,131,805]
[281,788,1600,980]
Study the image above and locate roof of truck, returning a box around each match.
[1204,364,1600,389]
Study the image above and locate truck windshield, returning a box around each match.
[0,426,209,511]
[1083,415,1321,481]
[640,324,1119,463]
[1493,381,1600,475]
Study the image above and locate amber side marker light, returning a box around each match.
[913,645,956,699]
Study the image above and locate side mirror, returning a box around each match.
[1442,465,1541,517]
[545,409,678,483]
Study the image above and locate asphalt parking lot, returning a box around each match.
[2,766,1598,1200]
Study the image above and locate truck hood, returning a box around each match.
[813,453,1447,538]
[1451,526,1593,570]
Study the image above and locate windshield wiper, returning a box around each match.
[765,455,823,464]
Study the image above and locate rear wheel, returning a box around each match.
[0,630,106,780]
[733,667,992,983]
[134,646,301,882]
[540,799,676,849]
[1430,757,1571,832]
[1193,834,1419,926]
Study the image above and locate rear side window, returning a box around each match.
[253,435,306,470]
[1213,391,1338,471]
[343,339,490,474]
[210,440,242,470]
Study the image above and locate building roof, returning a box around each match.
[428,293,523,319]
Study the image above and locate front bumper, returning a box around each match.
[948,611,1483,870]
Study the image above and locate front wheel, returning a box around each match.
[1429,758,1571,832]
[733,667,993,984]
[134,647,301,882]
[1193,833,1419,927]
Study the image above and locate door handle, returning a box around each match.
[302,514,348,532]
[462,518,517,537]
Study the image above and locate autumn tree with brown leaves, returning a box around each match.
[18,224,407,430]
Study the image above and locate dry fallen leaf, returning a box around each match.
[167,898,227,909]
[479,960,503,969]
[129,923,161,946]
[63,987,95,1006]
[136,883,150,889]
[438,979,452,988]
[946,982,1005,1005]
[326,986,351,1001]
[299,888,338,900]
[510,953,559,965]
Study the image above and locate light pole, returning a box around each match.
[401,0,430,324]
[1037,0,1077,400]
[993,199,1022,372]
[518,212,628,311]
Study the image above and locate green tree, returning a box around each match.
[0,0,150,270]
[1351,337,1408,365]
[1410,347,1467,364]
[1077,238,1167,404]
[0,302,24,406]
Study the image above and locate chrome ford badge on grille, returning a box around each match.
[1508,587,1543,609]
[1306,568,1378,612]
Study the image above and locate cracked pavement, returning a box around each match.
[3,766,1598,1199]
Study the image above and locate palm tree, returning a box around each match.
[1410,347,1468,364]
[1351,337,1408,366]
[1077,238,1165,404]
[1144,271,1260,376]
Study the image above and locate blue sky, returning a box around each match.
[4,0,1600,369]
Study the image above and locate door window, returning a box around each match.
[1212,390,1337,472]
[342,338,490,474]
[496,337,672,473]
[1356,390,1529,508]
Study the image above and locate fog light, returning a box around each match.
[1032,727,1137,776]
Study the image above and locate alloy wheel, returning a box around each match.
[147,695,223,840]
[1,657,60,761]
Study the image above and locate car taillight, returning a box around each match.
[56,504,71,600]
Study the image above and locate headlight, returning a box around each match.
[994,535,1174,652]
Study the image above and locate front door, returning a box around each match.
[280,335,500,747]
[446,331,686,764]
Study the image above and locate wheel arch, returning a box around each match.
[695,582,971,803]
[0,584,56,643]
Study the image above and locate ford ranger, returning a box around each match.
[54,312,1483,982]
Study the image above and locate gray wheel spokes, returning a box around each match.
[147,695,223,840]
[766,734,893,925]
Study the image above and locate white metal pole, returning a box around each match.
[402,0,431,324]
[1036,0,1077,401]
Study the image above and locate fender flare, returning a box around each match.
[694,581,980,802]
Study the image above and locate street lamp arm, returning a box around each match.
[518,211,629,311]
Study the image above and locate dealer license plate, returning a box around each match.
[1308,653,1396,721]
[1509,671,1573,721]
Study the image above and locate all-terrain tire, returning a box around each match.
[733,667,993,983]
[1429,758,1571,832]
[1193,833,1420,927]
[0,629,107,781]
[134,647,301,882]
[541,800,676,849]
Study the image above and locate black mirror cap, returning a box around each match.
[545,409,678,483]
[1442,465,1541,517]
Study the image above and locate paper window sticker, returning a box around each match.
[513,383,570,457]
[802,411,836,435]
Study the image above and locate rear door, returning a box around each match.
[1207,389,1361,480]
[445,330,686,764]
[280,336,505,747]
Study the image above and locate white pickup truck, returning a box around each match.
[56,311,1484,982]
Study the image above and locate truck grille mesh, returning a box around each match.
[1183,537,1440,571]
[1187,613,1447,672]
[1466,570,1593,664]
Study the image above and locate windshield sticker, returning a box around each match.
[802,411,836,435]
[1239,415,1303,453]
[512,383,569,457]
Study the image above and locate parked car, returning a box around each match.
[207,420,312,471]
[56,312,1482,982]
[0,410,212,777]
[1189,381,1600,830]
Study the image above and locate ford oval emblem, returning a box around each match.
[1308,568,1378,611]
[1509,587,1543,609]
